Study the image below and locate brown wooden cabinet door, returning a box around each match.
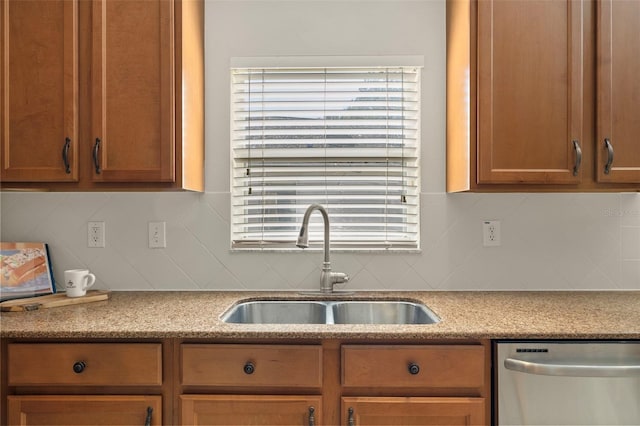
[596,0,640,184]
[180,395,322,426]
[342,397,486,426]
[7,395,161,425]
[1,0,79,182]
[91,0,175,183]
[477,0,584,184]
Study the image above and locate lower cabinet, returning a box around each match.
[342,397,485,426]
[180,395,321,425]
[3,342,165,426]
[179,344,323,425]
[3,339,489,425]
[340,344,488,425]
[8,395,161,426]
[178,342,489,425]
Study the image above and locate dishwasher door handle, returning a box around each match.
[504,357,640,377]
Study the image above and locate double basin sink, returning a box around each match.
[221,299,440,325]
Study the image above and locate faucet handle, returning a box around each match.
[331,272,349,284]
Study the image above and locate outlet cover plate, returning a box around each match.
[483,220,501,247]
[88,221,105,248]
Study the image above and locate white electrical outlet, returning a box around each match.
[88,221,105,248]
[148,221,166,248]
[483,220,501,247]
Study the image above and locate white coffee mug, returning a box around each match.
[64,269,96,297]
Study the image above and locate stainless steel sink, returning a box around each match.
[221,299,440,325]
[221,301,327,324]
[331,301,440,325]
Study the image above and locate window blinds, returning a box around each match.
[231,67,420,250]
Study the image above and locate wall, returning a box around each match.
[1,0,639,292]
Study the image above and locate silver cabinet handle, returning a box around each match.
[348,407,355,426]
[604,138,614,175]
[144,406,153,426]
[505,357,640,377]
[572,140,582,176]
[93,138,102,174]
[62,137,71,174]
[308,406,315,426]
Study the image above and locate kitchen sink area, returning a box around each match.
[220,299,441,325]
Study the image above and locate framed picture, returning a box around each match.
[0,242,56,301]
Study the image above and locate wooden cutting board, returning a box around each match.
[0,290,111,312]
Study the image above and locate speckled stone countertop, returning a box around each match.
[1,291,639,340]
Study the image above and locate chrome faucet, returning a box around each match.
[296,204,349,294]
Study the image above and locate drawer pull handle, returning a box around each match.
[243,362,255,375]
[604,138,614,174]
[144,406,153,426]
[62,137,71,174]
[72,361,86,374]
[408,362,420,375]
[348,407,355,426]
[308,406,315,426]
[93,138,102,174]
[572,140,582,176]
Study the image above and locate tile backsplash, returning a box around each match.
[1,192,638,292]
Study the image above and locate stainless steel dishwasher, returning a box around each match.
[496,341,640,425]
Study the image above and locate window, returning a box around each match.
[231,63,420,250]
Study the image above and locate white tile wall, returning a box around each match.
[1,1,639,292]
[1,192,638,291]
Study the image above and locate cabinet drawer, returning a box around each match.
[342,345,485,390]
[181,344,322,389]
[7,343,162,386]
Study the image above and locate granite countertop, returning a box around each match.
[1,291,639,340]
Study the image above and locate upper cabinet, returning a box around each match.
[476,0,584,185]
[447,0,640,192]
[90,0,176,184]
[0,0,79,183]
[596,0,640,184]
[0,0,203,191]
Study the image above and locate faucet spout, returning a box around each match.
[297,204,330,264]
[297,204,349,293]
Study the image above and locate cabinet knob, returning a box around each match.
[243,362,255,375]
[408,363,420,375]
[72,361,86,374]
